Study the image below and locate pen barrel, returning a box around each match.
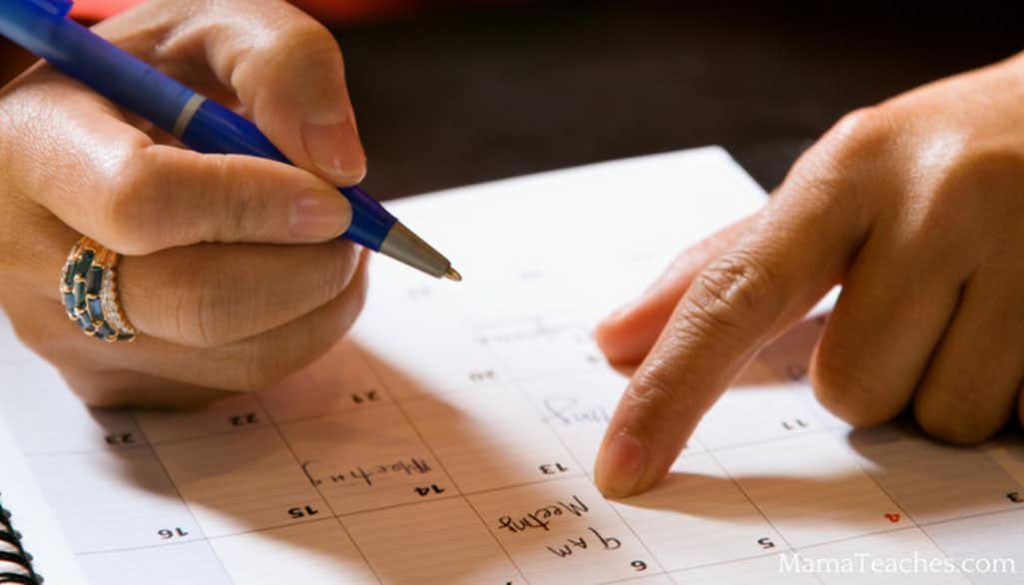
[22,17,195,134]
[0,6,397,251]
[182,99,396,250]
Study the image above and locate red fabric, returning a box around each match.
[70,0,475,24]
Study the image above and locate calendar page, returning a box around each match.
[2,147,1023,584]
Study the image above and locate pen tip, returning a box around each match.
[444,267,463,282]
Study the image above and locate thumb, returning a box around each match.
[199,1,366,185]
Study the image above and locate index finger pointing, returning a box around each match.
[594,177,869,497]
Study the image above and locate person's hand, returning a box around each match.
[0,0,368,408]
[593,52,1024,497]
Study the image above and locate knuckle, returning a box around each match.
[172,258,238,347]
[239,281,365,392]
[65,371,132,408]
[308,293,364,358]
[101,159,161,255]
[7,304,75,363]
[682,251,778,338]
[9,315,50,355]
[194,347,263,393]
[827,107,891,155]
[77,387,131,409]
[930,148,1024,212]
[627,369,688,417]
[260,18,341,75]
[791,107,892,189]
[915,402,990,446]
[624,362,714,432]
[913,385,1000,446]
[277,20,340,58]
[810,342,887,426]
[238,341,293,392]
[317,242,361,300]
[203,156,261,241]
[335,269,369,331]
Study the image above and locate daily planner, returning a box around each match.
[1,147,1022,584]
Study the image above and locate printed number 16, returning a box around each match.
[158,527,189,539]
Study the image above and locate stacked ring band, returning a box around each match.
[59,237,137,342]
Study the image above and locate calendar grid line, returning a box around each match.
[71,516,341,555]
[70,458,901,563]
[793,525,932,553]
[125,411,238,585]
[358,344,533,585]
[917,506,1024,530]
[597,571,674,585]
[456,486,544,585]
[49,439,1024,582]
[250,392,387,585]
[658,550,799,581]
[833,419,978,584]
[20,395,840,457]
[9,150,1024,585]
[700,419,828,585]
[22,445,155,457]
[497,358,674,580]
[449,312,678,583]
[70,505,963,572]
[659,526,954,584]
[27,355,1024,583]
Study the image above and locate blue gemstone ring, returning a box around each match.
[59,237,137,343]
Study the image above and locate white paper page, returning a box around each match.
[1,147,1022,584]
[0,412,89,584]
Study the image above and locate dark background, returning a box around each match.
[335,1,1021,198]
[3,1,1020,198]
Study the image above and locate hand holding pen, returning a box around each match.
[0,0,407,407]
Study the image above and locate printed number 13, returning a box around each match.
[539,463,568,475]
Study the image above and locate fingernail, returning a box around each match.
[290,188,352,240]
[595,431,648,497]
[302,118,366,185]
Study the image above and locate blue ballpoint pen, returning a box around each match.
[0,0,461,281]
